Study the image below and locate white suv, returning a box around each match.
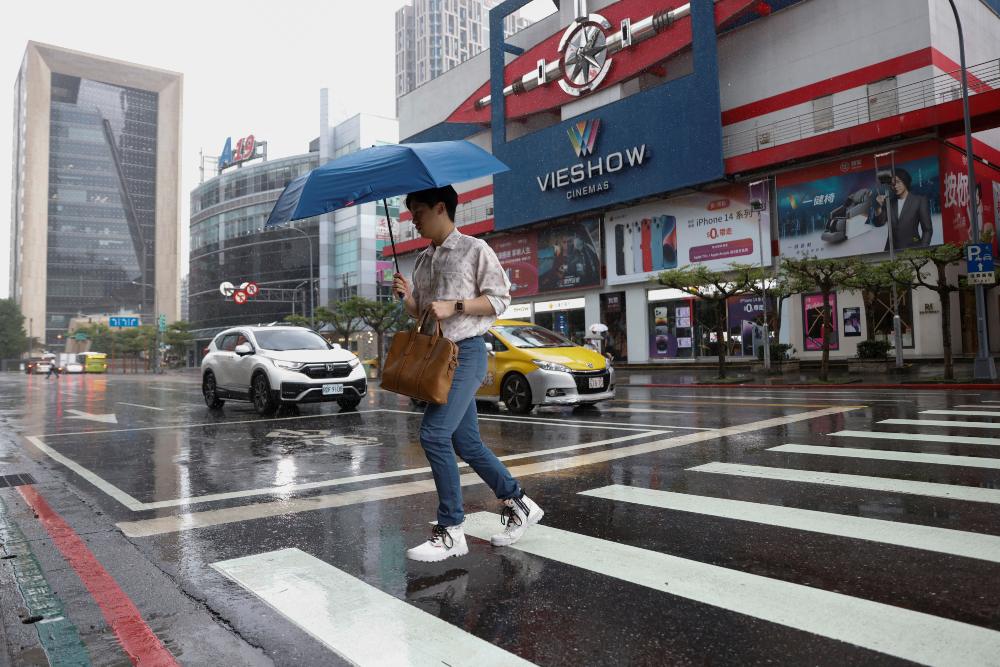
[201,326,367,415]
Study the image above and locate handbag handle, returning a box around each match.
[404,308,443,357]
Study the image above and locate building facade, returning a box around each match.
[188,152,320,340]
[394,0,530,100]
[393,0,1000,364]
[188,102,399,349]
[9,42,182,351]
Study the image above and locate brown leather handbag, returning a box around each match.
[381,309,459,405]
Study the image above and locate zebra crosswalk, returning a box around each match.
[212,401,1000,666]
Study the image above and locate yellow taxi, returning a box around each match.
[478,320,615,414]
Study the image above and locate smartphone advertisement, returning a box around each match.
[604,183,770,285]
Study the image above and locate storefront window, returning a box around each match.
[869,288,914,349]
[535,309,586,345]
[648,298,694,359]
[600,292,627,362]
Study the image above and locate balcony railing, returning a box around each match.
[391,202,495,244]
[722,58,1000,159]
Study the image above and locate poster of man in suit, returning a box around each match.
[873,167,933,251]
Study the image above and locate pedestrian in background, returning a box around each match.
[393,185,544,563]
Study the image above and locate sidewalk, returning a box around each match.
[615,363,1000,390]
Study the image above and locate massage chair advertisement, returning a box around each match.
[489,218,602,298]
[603,183,771,286]
[776,143,945,261]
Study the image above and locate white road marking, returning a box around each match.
[24,436,146,511]
[599,407,698,415]
[644,392,908,403]
[117,407,860,535]
[832,430,1000,447]
[770,444,1000,470]
[461,512,1000,666]
[485,411,712,431]
[690,462,1000,504]
[65,409,118,424]
[136,431,661,510]
[881,418,1000,430]
[116,402,165,411]
[213,548,532,666]
[921,410,1000,417]
[580,485,1000,563]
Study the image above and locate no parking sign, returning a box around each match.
[233,290,248,304]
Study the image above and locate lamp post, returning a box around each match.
[280,225,316,329]
[947,0,996,379]
[749,179,772,370]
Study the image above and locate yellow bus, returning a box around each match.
[77,352,108,373]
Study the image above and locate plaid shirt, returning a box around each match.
[411,229,512,342]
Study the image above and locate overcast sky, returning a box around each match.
[0,0,556,299]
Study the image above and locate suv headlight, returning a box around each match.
[348,357,361,368]
[273,360,305,371]
[532,359,571,373]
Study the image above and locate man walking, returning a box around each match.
[393,185,543,562]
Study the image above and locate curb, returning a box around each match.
[626,382,1000,391]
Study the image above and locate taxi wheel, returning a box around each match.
[501,374,533,415]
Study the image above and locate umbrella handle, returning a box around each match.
[383,198,403,298]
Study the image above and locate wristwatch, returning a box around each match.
[454,300,465,313]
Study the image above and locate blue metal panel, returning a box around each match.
[489,0,725,231]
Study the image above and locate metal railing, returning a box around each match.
[722,58,1000,159]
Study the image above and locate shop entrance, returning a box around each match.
[535,308,586,345]
[599,292,628,362]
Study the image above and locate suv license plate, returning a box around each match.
[323,384,344,395]
[588,377,604,389]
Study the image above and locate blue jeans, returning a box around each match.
[420,336,521,526]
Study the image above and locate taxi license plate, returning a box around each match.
[588,377,604,389]
[323,384,344,395]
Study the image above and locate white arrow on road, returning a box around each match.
[65,409,118,424]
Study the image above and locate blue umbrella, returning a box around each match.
[265,140,509,273]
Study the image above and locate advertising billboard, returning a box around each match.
[939,142,1000,252]
[605,184,771,285]
[490,0,725,230]
[489,218,601,298]
[776,143,944,261]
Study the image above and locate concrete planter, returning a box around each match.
[751,360,800,375]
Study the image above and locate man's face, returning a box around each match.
[893,176,908,197]
[407,201,444,239]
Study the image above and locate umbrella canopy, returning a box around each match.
[265,140,509,228]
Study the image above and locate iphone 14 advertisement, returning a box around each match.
[613,215,677,276]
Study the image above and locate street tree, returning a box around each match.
[0,299,29,359]
[357,298,412,377]
[315,297,367,348]
[780,257,855,381]
[71,323,114,354]
[282,314,311,329]
[841,259,895,342]
[657,263,758,379]
[163,321,195,367]
[886,243,965,380]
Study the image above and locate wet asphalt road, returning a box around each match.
[1,371,999,666]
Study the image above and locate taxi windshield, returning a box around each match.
[494,325,573,349]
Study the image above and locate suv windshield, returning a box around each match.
[494,325,573,349]
[254,329,330,351]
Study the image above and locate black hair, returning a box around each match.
[894,167,912,190]
[405,185,458,222]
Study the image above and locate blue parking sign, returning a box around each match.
[967,243,994,274]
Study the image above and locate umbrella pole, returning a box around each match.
[383,198,400,277]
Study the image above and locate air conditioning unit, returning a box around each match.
[758,130,772,146]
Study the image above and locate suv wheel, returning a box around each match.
[337,397,361,411]
[202,372,225,409]
[252,372,278,415]
[501,374,533,415]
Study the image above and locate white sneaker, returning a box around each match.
[406,524,469,562]
[491,495,543,546]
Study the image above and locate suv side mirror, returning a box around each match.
[234,343,253,356]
